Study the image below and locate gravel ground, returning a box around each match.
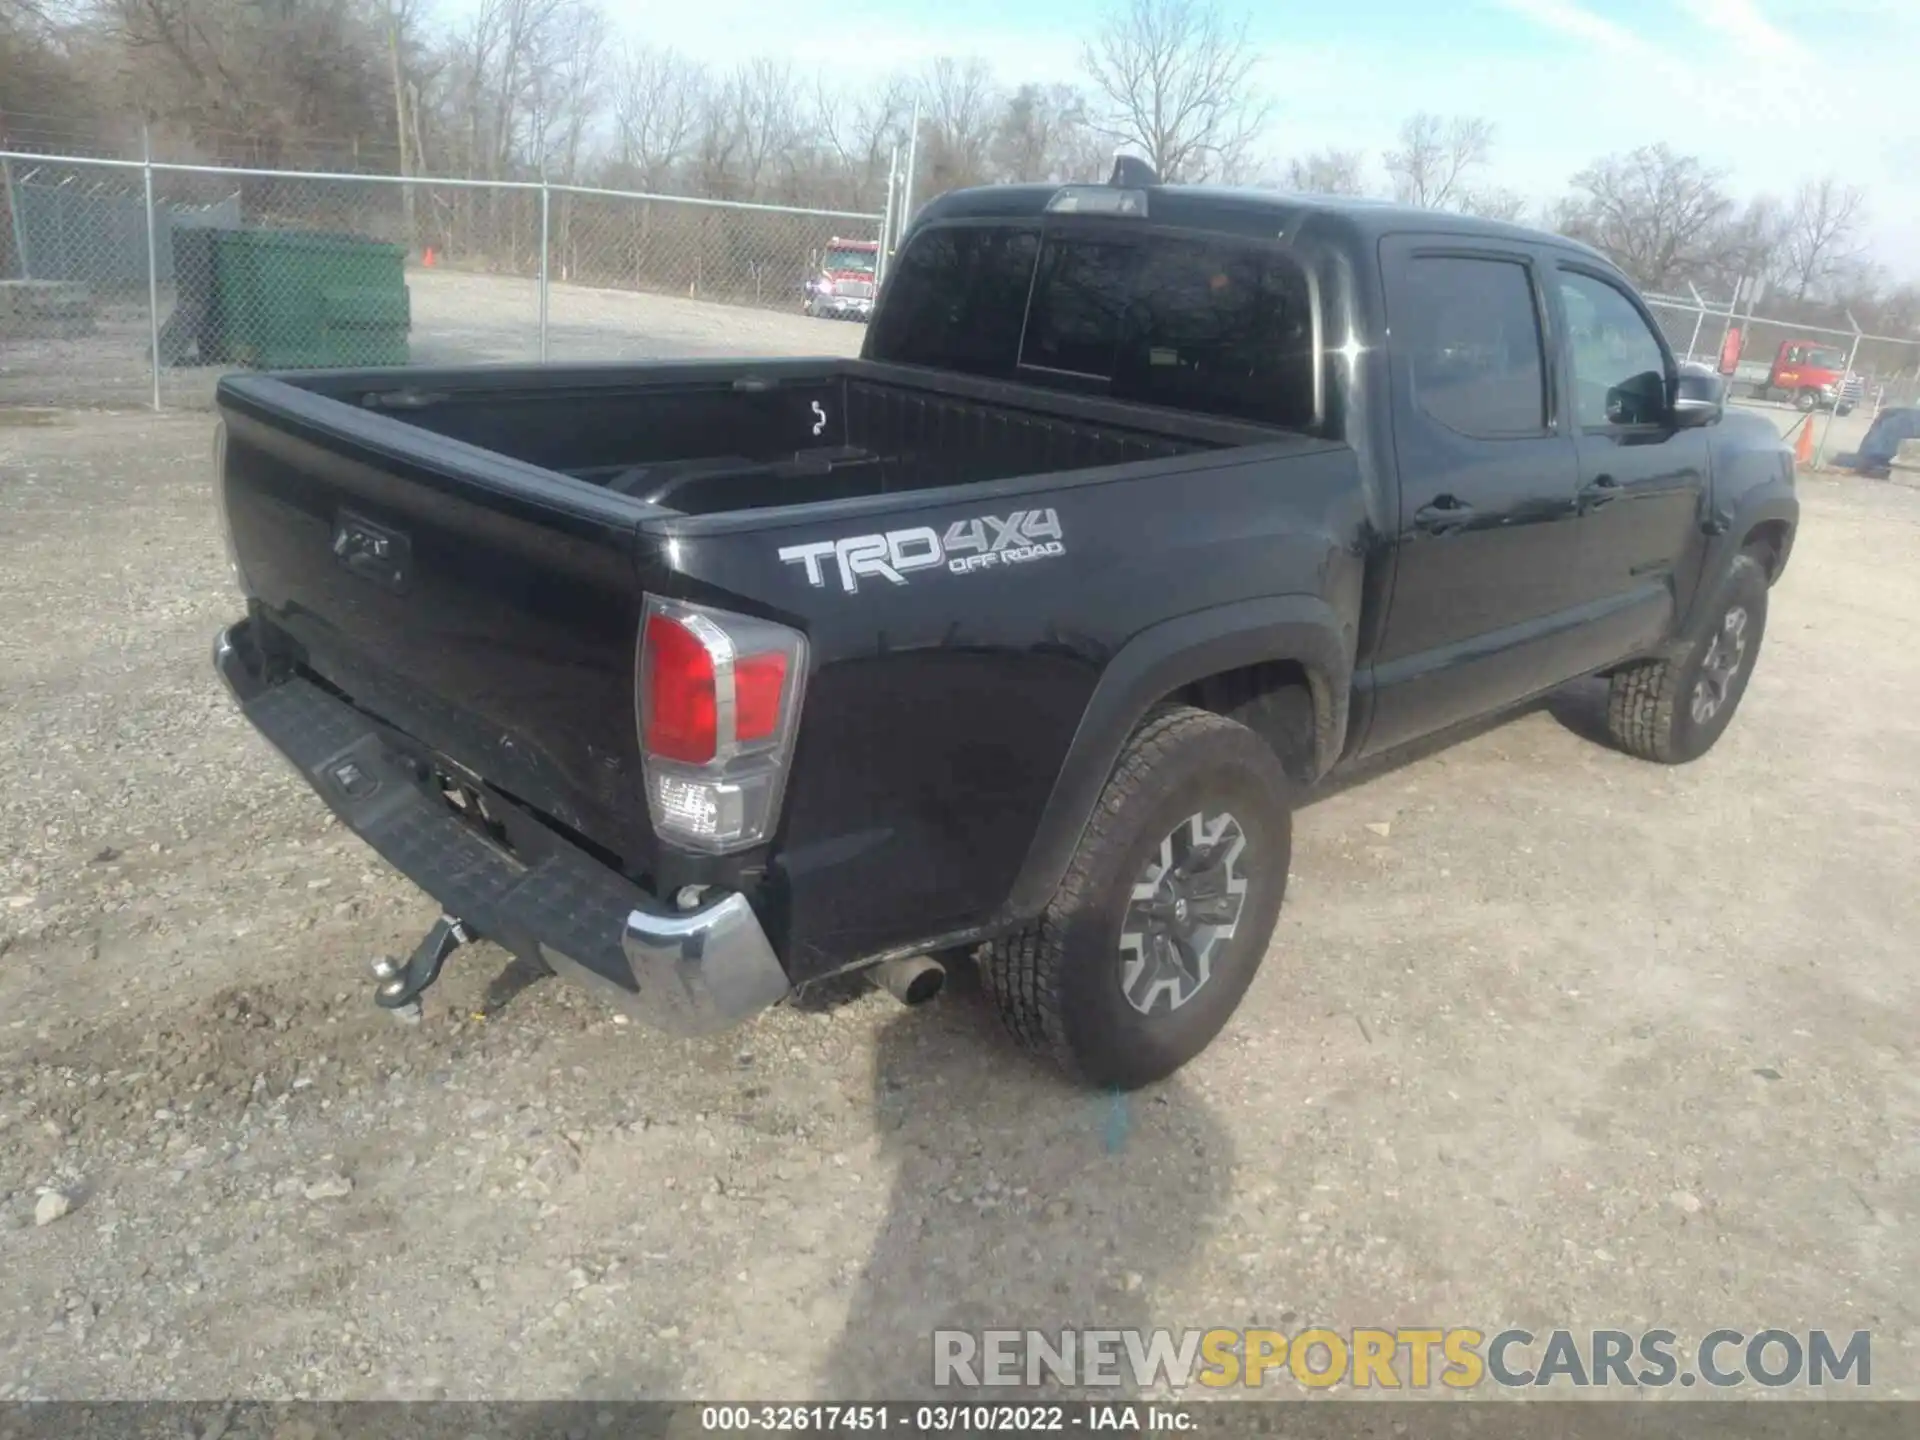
[1,409,1917,1403]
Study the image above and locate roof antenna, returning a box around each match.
[1109,150,1159,187]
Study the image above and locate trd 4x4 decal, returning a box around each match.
[778,509,1066,594]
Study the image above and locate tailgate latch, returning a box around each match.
[332,510,412,593]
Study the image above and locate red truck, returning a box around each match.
[1725,331,1863,414]
[803,237,880,322]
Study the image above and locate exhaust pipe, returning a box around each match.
[872,954,946,1007]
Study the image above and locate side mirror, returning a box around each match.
[1672,366,1725,428]
[1605,369,1669,426]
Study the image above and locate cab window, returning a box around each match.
[1557,271,1669,427]
[868,221,1318,429]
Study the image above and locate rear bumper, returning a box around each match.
[213,620,789,1035]
[811,296,874,318]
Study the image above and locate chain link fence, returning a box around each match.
[2,149,883,411]
[1644,288,1920,417]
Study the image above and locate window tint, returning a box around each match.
[1113,236,1316,428]
[1019,237,1136,377]
[865,225,1039,377]
[869,223,1317,429]
[1019,232,1316,427]
[1400,257,1546,436]
[1558,272,1669,426]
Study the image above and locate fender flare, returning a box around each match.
[1689,483,1798,641]
[1003,594,1352,919]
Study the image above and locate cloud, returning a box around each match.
[1680,0,1800,63]
[1493,0,1917,267]
[1493,0,1648,55]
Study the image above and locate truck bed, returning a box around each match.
[296,358,1244,516]
[216,356,1357,978]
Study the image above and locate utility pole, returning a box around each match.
[385,0,415,251]
[879,146,899,286]
[900,97,921,240]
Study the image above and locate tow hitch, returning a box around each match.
[372,914,472,1020]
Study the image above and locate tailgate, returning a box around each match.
[216,373,658,867]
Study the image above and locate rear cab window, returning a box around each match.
[866,226,1041,380]
[867,222,1318,430]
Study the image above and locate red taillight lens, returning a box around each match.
[637,596,808,854]
[643,613,717,764]
[734,652,789,743]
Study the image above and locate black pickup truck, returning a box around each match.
[211,164,1798,1088]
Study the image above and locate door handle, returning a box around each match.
[1414,495,1476,533]
[1581,474,1622,509]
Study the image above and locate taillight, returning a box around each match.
[637,597,808,853]
[643,613,720,762]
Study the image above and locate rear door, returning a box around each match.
[1550,264,1710,665]
[1363,236,1583,755]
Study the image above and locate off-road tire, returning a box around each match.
[979,705,1292,1088]
[1604,550,1770,764]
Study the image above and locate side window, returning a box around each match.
[1557,271,1670,427]
[1400,256,1547,436]
[864,225,1039,378]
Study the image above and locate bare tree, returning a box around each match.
[814,73,912,208]
[1554,144,1734,292]
[1782,175,1867,302]
[690,58,802,201]
[1384,112,1492,209]
[427,0,597,181]
[917,56,1000,194]
[3,0,113,152]
[530,0,604,184]
[1081,0,1267,183]
[1696,193,1789,300]
[1281,147,1365,196]
[100,0,393,166]
[1457,186,1527,222]
[612,45,704,190]
[992,82,1102,183]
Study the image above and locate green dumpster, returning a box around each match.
[209,229,410,369]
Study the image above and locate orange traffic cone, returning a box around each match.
[423,246,436,268]
[1794,415,1815,469]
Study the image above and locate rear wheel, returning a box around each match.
[979,706,1292,1088]
[1602,550,1769,764]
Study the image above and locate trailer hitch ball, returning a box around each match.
[371,914,472,1013]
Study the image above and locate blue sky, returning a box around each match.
[601,0,1917,278]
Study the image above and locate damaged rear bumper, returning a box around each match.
[213,620,790,1035]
